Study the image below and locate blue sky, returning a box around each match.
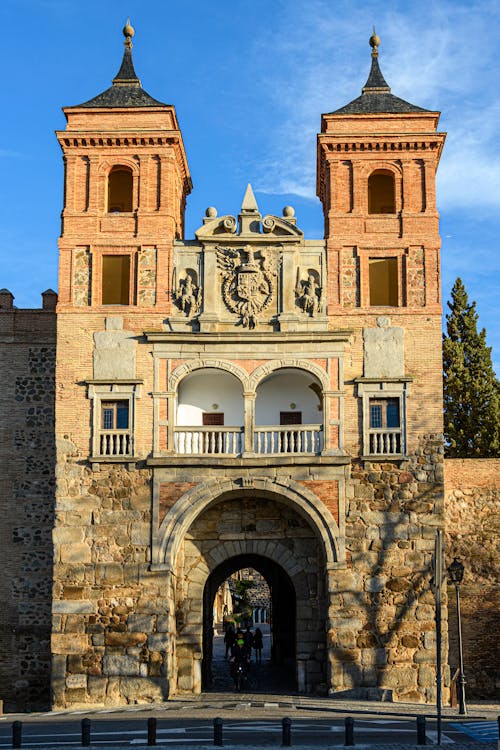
[2,0,499,374]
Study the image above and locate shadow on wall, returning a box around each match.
[1,330,57,712]
[330,436,446,703]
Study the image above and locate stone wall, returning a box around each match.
[444,459,500,700]
[336,434,446,704]
[0,298,56,710]
[50,458,173,708]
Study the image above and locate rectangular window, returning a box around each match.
[202,413,224,453]
[101,401,129,430]
[280,411,302,452]
[369,404,382,429]
[102,255,130,305]
[280,411,302,425]
[369,398,400,429]
[369,257,398,306]
[202,413,224,426]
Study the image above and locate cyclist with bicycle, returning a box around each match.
[229,630,251,690]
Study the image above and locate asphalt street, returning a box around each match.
[0,712,497,748]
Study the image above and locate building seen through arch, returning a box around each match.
[0,23,452,710]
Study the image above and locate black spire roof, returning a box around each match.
[74,20,169,109]
[331,31,428,115]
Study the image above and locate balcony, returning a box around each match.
[174,427,244,455]
[174,425,323,456]
[98,430,133,457]
[254,425,322,454]
[368,428,402,456]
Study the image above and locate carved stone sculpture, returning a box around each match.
[296,270,322,316]
[216,244,279,328]
[173,270,202,317]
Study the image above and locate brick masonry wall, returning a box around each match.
[0,307,56,710]
[444,459,500,700]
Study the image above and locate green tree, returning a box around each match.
[443,278,499,457]
[232,578,254,626]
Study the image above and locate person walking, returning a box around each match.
[253,627,263,664]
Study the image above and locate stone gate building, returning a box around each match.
[1,25,451,708]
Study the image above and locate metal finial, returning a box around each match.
[123,18,135,48]
[369,26,381,55]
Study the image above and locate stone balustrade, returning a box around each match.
[173,425,323,455]
[368,428,402,455]
[254,425,322,454]
[98,430,133,457]
[174,427,244,455]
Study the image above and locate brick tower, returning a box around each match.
[56,19,191,313]
[317,31,446,459]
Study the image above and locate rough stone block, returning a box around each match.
[60,543,91,564]
[103,654,140,676]
[51,634,89,654]
[147,633,169,650]
[120,677,168,703]
[66,674,87,689]
[128,614,155,632]
[105,632,148,647]
[53,600,96,614]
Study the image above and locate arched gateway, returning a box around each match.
[152,478,342,695]
[202,554,296,690]
[39,27,447,712]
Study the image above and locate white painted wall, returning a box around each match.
[177,367,323,426]
[177,369,244,425]
[255,370,322,425]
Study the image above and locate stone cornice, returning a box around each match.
[56,132,184,149]
[146,454,351,468]
[144,330,353,344]
[318,136,445,155]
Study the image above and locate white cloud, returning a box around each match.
[249,0,500,210]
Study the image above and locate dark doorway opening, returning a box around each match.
[202,553,296,693]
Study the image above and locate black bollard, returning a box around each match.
[417,715,426,745]
[147,717,157,746]
[282,717,292,747]
[213,717,223,747]
[12,721,22,749]
[344,716,355,746]
[81,718,91,747]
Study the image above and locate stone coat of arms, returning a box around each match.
[216,244,279,328]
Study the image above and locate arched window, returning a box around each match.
[107,166,133,213]
[368,170,395,214]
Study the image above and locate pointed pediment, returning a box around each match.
[195,214,237,239]
[195,196,303,239]
[241,183,259,213]
[262,215,303,237]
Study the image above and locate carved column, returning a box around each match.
[198,244,219,331]
[243,391,256,456]
[166,391,176,453]
[278,246,298,330]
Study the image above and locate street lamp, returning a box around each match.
[448,557,466,715]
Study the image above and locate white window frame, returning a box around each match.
[87,381,142,462]
[357,380,410,458]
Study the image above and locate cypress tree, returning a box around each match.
[443,278,499,457]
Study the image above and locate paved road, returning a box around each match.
[0,715,497,748]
